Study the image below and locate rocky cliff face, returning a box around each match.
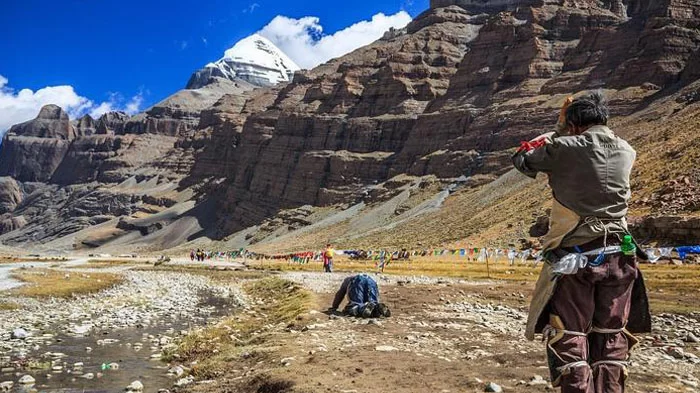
[204,0,700,241]
[0,77,254,248]
[1,0,699,253]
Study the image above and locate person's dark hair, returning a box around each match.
[565,90,609,128]
[372,303,391,318]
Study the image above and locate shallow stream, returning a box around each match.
[0,265,238,393]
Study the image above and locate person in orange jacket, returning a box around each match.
[323,243,335,273]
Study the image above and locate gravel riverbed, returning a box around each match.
[0,269,246,393]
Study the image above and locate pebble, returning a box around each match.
[667,347,686,359]
[528,375,548,386]
[168,366,185,377]
[175,376,194,387]
[0,381,13,391]
[126,380,144,392]
[485,382,502,392]
[681,380,699,388]
[80,373,95,380]
[685,333,700,343]
[18,375,35,385]
[375,345,399,352]
[11,329,29,340]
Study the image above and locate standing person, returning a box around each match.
[513,91,650,393]
[378,249,392,273]
[189,250,195,261]
[323,243,335,273]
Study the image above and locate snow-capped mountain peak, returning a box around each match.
[186,34,300,89]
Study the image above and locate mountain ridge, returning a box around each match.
[1,0,699,254]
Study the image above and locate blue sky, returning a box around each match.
[1,0,427,130]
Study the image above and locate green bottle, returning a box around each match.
[621,235,636,256]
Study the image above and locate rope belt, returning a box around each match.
[543,325,588,339]
[557,360,590,373]
[591,360,629,369]
[590,326,625,334]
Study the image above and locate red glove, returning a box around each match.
[516,138,547,153]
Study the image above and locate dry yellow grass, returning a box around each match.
[65,259,141,269]
[166,277,313,379]
[0,301,20,310]
[252,257,700,314]
[11,269,124,298]
[137,265,268,282]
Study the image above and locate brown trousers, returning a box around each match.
[548,253,638,393]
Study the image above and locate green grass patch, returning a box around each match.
[165,277,313,380]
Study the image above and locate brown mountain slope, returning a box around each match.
[1,0,700,254]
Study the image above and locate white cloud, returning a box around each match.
[258,11,412,69]
[243,3,260,13]
[0,75,143,135]
[125,93,143,114]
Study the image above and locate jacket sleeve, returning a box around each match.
[512,140,562,178]
[331,277,352,309]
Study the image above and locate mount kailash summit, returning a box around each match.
[186,34,300,89]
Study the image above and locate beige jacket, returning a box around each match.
[513,126,650,340]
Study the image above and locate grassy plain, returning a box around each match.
[250,256,700,314]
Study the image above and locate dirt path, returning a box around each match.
[188,271,700,393]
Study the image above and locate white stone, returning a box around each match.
[11,329,29,340]
[71,324,92,335]
[168,366,185,377]
[126,380,144,392]
[18,375,35,385]
[175,376,194,387]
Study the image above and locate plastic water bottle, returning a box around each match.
[621,235,636,256]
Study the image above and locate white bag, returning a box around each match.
[551,253,588,275]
